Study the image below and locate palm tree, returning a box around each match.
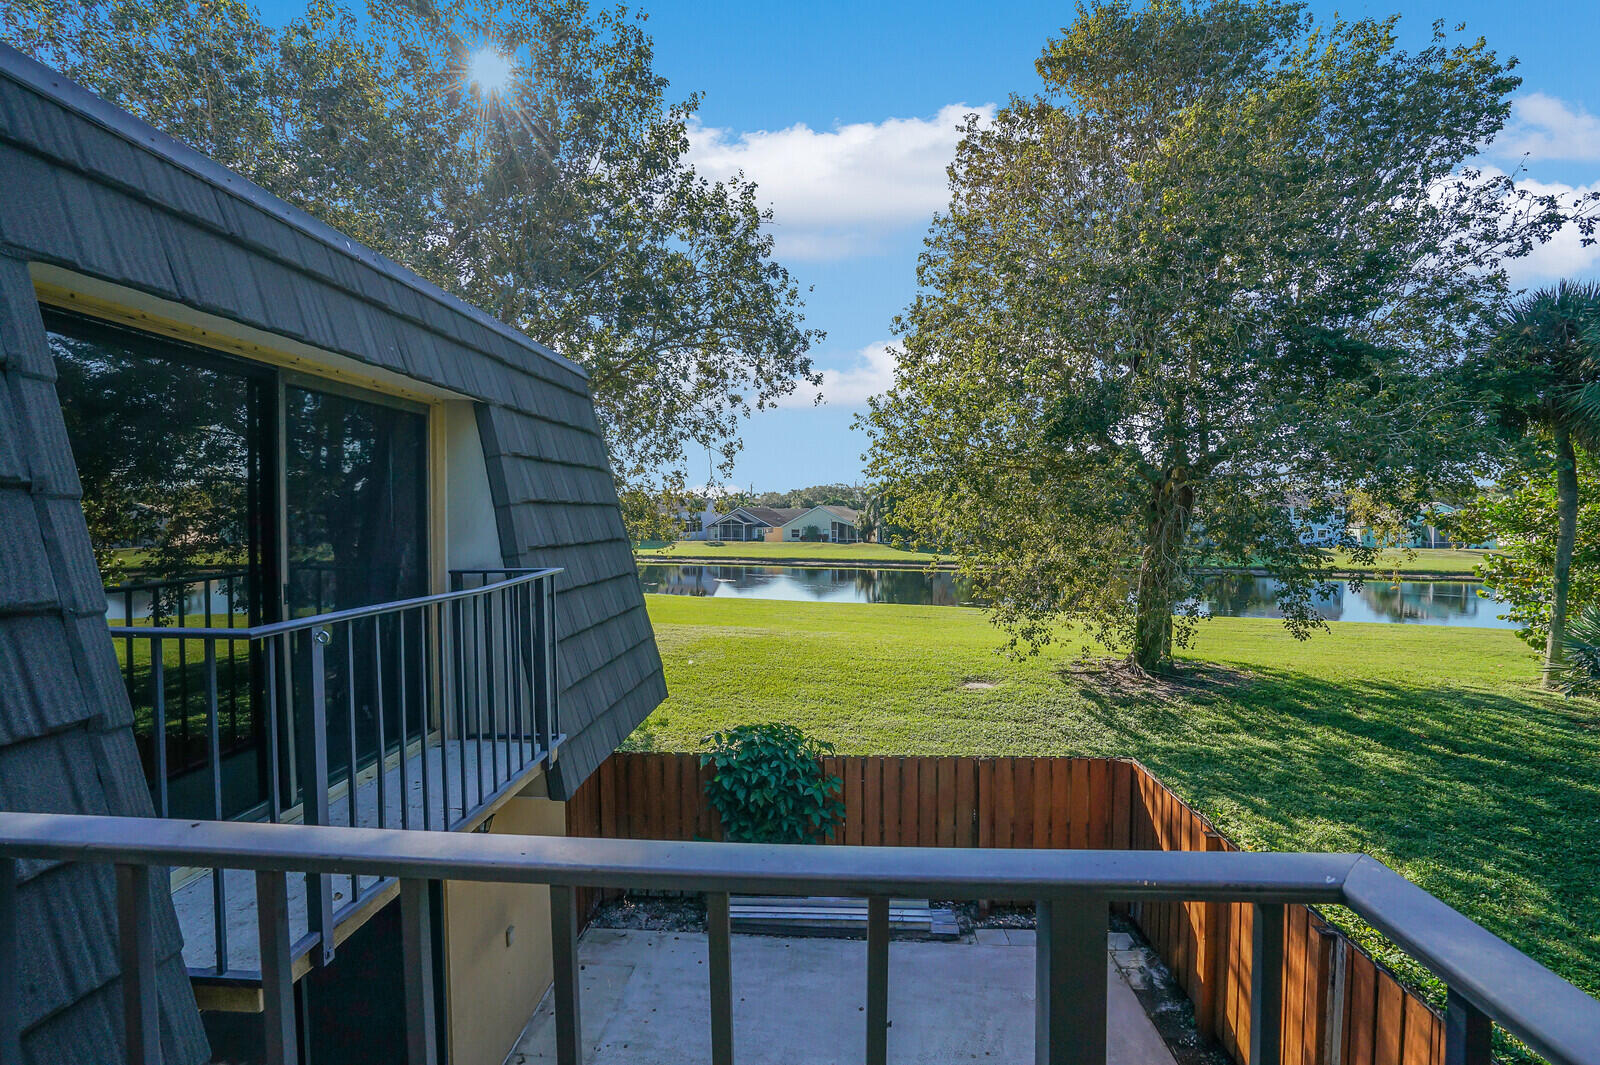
[1475,281,1600,683]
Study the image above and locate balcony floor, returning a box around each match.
[508,927,1178,1065]
[175,736,538,975]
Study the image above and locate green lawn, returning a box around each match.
[1326,547,1490,576]
[631,594,1598,1039]
[634,541,1491,576]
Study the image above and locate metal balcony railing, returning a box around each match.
[1,817,1597,1065]
[102,567,561,974]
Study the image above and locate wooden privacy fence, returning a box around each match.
[565,752,1445,1065]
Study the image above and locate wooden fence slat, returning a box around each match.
[1014,759,1034,851]
[994,758,1015,849]
[683,754,702,841]
[916,757,937,847]
[1374,972,1405,1065]
[700,759,721,841]
[1305,925,1333,1065]
[881,758,901,845]
[844,757,863,846]
[661,755,682,840]
[977,759,994,848]
[863,757,882,847]
[1179,811,1201,999]
[1401,997,1436,1065]
[956,758,977,847]
[900,757,920,845]
[1049,760,1071,849]
[1032,758,1052,849]
[1344,949,1378,1065]
[1110,761,1132,850]
[1233,900,1253,1061]
[1282,905,1307,1065]
[1197,833,1229,1042]
[1089,758,1110,848]
[1064,758,1083,849]
[938,757,958,847]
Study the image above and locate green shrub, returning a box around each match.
[700,723,844,843]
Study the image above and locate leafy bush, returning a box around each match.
[700,723,844,843]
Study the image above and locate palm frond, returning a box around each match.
[1544,605,1600,697]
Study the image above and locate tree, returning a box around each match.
[865,0,1587,672]
[1466,282,1600,681]
[3,0,820,494]
[1454,446,1600,655]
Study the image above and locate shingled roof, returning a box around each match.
[0,43,665,1061]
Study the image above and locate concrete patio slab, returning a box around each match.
[507,928,1177,1065]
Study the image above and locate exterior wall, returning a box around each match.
[777,507,857,542]
[442,399,505,571]
[442,784,568,1065]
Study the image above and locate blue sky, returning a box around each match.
[268,1,1600,491]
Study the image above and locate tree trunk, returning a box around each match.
[1132,477,1195,673]
[1544,426,1580,685]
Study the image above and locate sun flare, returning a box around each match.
[466,48,514,95]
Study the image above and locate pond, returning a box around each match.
[636,564,1515,629]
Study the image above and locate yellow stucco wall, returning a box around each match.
[442,786,566,1064]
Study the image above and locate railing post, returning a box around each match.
[1035,895,1107,1065]
[256,871,298,1065]
[0,857,20,1065]
[866,895,890,1065]
[300,628,335,965]
[1251,903,1284,1065]
[544,577,558,760]
[401,880,439,1065]
[150,637,168,819]
[116,864,161,1065]
[550,884,582,1065]
[707,891,734,1065]
[204,639,227,973]
[1444,988,1492,1065]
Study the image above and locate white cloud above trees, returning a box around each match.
[1495,93,1600,162]
[778,340,900,408]
[688,104,994,259]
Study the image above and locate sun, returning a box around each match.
[466,48,514,96]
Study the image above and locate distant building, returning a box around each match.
[701,504,863,543]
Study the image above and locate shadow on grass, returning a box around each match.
[1067,660,1600,998]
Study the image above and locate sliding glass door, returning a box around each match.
[48,309,431,822]
[48,311,277,820]
[285,383,430,788]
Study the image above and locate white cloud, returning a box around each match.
[1494,92,1600,163]
[689,104,994,259]
[1498,173,1600,286]
[779,340,900,408]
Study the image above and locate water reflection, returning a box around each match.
[637,565,1513,629]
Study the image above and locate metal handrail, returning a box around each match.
[104,567,563,979]
[0,814,1595,1065]
[118,567,563,640]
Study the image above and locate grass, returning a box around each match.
[1326,547,1490,576]
[630,594,1599,1038]
[634,541,1491,576]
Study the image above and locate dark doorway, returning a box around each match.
[47,310,277,821]
[285,382,430,788]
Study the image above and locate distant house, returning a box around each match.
[702,504,863,543]
[1353,502,1496,551]
[1284,496,1346,547]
